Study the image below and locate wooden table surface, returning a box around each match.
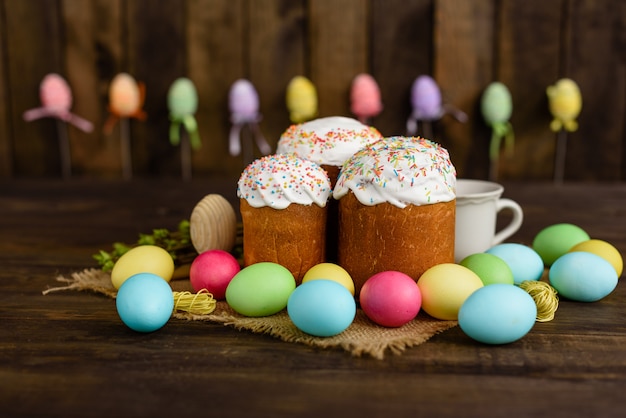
[1,178,625,417]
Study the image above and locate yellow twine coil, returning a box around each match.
[519,280,559,322]
[173,289,217,315]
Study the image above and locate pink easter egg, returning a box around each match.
[359,271,422,327]
[40,73,72,112]
[189,249,241,300]
[350,73,383,119]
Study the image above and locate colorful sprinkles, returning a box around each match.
[276,116,383,166]
[237,153,332,209]
[333,136,457,208]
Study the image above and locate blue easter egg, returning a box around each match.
[459,284,537,345]
[287,279,356,337]
[486,243,544,285]
[116,273,174,333]
[549,252,618,302]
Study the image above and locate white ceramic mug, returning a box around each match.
[454,179,523,262]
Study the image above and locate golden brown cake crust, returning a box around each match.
[337,192,455,294]
[240,198,327,283]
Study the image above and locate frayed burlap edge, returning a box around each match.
[44,268,457,359]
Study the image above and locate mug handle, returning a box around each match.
[492,198,524,246]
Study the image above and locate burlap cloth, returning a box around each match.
[44,268,457,359]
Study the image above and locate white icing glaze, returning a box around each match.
[276,116,383,166]
[237,154,331,209]
[333,136,456,208]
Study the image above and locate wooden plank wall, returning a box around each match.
[0,0,624,181]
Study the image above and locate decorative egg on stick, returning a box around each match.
[104,73,147,180]
[286,75,318,123]
[23,73,94,179]
[167,77,201,181]
[350,73,383,123]
[406,75,467,139]
[547,78,582,184]
[481,82,514,181]
[228,79,271,164]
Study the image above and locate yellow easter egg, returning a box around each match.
[570,239,623,277]
[110,245,175,289]
[417,263,484,320]
[302,263,355,296]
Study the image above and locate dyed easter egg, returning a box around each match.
[410,75,443,119]
[116,273,174,333]
[167,77,198,117]
[302,263,355,295]
[287,279,356,337]
[286,76,318,123]
[549,252,618,302]
[350,73,383,120]
[569,239,623,277]
[417,263,484,320]
[458,284,537,345]
[109,73,141,116]
[40,73,72,111]
[486,243,544,285]
[459,253,515,286]
[481,82,512,124]
[110,245,175,290]
[229,79,260,121]
[225,262,296,317]
[189,249,241,300]
[359,271,421,327]
[532,223,590,266]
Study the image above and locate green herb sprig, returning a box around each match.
[94,220,196,272]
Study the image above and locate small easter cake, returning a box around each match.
[237,153,332,283]
[333,136,457,294]
[275,116,383,186]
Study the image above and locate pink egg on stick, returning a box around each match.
[23,73,94,179]
[350,73,383,123]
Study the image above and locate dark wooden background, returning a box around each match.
[0,0,624,181]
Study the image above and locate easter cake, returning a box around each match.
[276,116,382,261]
[333,136,456,294]
[237,153,332,283]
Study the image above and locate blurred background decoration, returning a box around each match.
[0,0,624,181]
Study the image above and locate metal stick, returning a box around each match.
[57,120,71,179]
[181,129,192,181]
[554,130,567,185]
[120,118,132,180]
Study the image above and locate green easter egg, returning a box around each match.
[532,223,590,266]
[459,253,515,286]
[225,262,296,317]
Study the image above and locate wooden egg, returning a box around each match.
[190,194,237,254]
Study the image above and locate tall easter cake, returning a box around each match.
[276,116,383,261]
[333,136,456,294]
[237,153,332,283]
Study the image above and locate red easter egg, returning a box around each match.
[359,271,422,327]
[189,249,241,299]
